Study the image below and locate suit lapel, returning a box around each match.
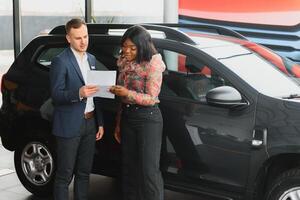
[87,54,96,70]
[67,48,85,84]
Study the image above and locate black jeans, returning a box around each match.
[54,117,97,200]
[121,104,164,200]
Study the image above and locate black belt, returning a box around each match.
[122,104,158,110]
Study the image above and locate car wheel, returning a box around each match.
[265,169,300,200]
[14,139,55,197]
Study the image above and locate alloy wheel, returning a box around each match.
[279,187,300,200]
[21,142,54,186]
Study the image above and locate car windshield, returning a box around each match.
[197,42,300,98]
[218,53,300,98]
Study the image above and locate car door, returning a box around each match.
[87,36,122,175]
[156,40,257,195]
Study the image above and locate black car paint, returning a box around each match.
[1,31,300,200]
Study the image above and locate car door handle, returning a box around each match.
[252,128,267,148]
[252,139,263,146]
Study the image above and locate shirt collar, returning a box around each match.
[70,47,88,62]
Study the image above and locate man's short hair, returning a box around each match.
[65,18,86,34]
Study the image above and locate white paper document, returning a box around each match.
[86,70,117,99]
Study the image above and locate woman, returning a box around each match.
[110,25,166,200]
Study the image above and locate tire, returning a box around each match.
[265,168,300,200]
[14,139,55,197]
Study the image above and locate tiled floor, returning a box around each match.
[0,140,202,200]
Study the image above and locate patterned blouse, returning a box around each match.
[117,54,166,106]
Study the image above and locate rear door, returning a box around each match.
[88,36,122,175]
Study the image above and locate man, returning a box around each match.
[50,18,104,200]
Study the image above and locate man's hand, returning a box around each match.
[96,126,104,141]
[109,85,129,97]
[80,85,99,98]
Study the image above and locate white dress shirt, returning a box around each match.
[71,48,94,113]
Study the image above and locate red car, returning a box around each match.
[179,0,300,64]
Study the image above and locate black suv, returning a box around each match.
[1,24,300,200]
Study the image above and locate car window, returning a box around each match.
[37,47,65,67]
[160,49,227,101]
[219,53,300,98]
[37,46,110,70]
[89,43,120,71]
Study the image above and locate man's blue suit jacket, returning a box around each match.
[50,47,103,138]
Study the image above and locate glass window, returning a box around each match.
[88,43,120,70]
[161,49,226,101]
[20,0,85,49]
[37,46,110,71]
[0,0,14,73]
[220,53,300,98]
[37,47,66,67]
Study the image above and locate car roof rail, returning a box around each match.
[157,23,248,40]
[49,23,196,45]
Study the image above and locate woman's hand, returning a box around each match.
[96,126,104,141]
[114,124,121,144]
[109,85,129,97]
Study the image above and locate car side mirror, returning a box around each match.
[206,86,248,107]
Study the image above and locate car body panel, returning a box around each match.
[2,24,300,200]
